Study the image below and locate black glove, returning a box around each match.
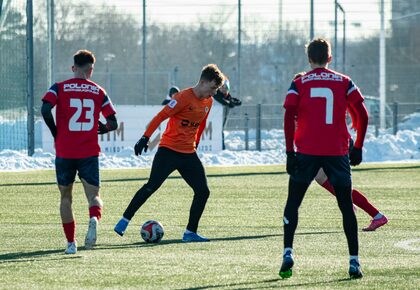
[97,121,109,135]
[134,135,149,156]
[230,97,242,106]
[286,151,298,175]
[349,147,362,166]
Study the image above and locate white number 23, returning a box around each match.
[69,98,94,131]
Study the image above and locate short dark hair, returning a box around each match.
[168,86,180,97]
[200,64,224,87]
[306,38,331,65]
[74,50,95,67]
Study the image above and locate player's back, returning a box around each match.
[43,78,109,158]
[286,68,361,156]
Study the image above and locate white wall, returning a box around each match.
[41,104,223,154]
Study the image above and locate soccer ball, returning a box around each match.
[140,220,164,243]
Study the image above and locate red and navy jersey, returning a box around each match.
[284,68,364,155]
[42,78,116,158]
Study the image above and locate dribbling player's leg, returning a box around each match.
[178,154,210,234]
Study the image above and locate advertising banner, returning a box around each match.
[41,104,223,154]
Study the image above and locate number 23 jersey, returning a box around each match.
[42,78,116,158]
[283,68,364,155]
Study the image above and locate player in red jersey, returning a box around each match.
[41,50,118,254]
[279,38,368,279]
[114,64,224,242]
[291,72,388,232]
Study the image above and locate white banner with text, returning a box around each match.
[41,104,223,155]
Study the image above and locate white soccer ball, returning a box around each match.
[140,220,164,243]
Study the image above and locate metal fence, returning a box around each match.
[224,101,420,151]
[0,0,33,152]
[1,0,420,154]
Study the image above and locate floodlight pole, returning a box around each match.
[142,0,147,105]
[47,0,55,85]
[26,0,34,156]
[379,0,386,129]
[334,1,346,72]
[237,0,241,100]
[310,0,314,40]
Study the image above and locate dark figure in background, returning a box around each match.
[161,86,180,105]
[212,79,241,149]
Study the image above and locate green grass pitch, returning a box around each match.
[0,163,419,289]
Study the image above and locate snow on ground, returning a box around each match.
[0,113,419,171]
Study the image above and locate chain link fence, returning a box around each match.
[0,0,29,151]
[1,0,420,153]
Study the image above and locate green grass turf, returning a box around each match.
[0,163,419,289]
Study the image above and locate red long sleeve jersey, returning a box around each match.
[283,68,365,156]
[42,78,116,158]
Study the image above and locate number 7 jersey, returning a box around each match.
[283,68,364,155]
[42,78,116,158]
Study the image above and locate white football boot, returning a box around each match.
[65,241,77,254]
[85,217,98,249]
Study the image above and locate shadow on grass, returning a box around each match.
[0,249,82,264]
[0,171,284,187]
[0,231,341,263]
[97,231,340,250]
[1,164,419,187]
[178,277,353,290]
[96,234,281,250]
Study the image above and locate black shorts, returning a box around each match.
[291,153,351,187]
[55,156,100,186]
[146,147,209,194]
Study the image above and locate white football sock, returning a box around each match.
[284,247,293,255]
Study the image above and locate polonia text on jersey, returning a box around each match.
[301,72,343,83]
[63,83,100,94]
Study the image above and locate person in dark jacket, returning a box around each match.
[161,86,180,105]
[213,79,241,108]
[212,79,241,149]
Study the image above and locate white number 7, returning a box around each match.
[310,88,333,124]
[69,98,94,131]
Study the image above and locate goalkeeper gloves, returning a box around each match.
[286,151,298,175]
[134,135,149,156]
[349,147,363,166]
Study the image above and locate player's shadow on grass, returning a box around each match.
[2,164,419,187]
[99,231,340,250]
[0,249,82,263]
[98,234,281,250]
[178,276,353,290]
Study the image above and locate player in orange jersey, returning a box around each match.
[114,64,224,242]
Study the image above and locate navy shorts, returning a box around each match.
[291,153,351,187]
[55,156,100,186]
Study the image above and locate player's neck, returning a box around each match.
[192,86,205,99]
[310,63,328,70]
[73,72,90,80]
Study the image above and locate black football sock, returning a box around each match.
[283,178,309,249]
[334,185,359,256]
[123,185,154,220]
